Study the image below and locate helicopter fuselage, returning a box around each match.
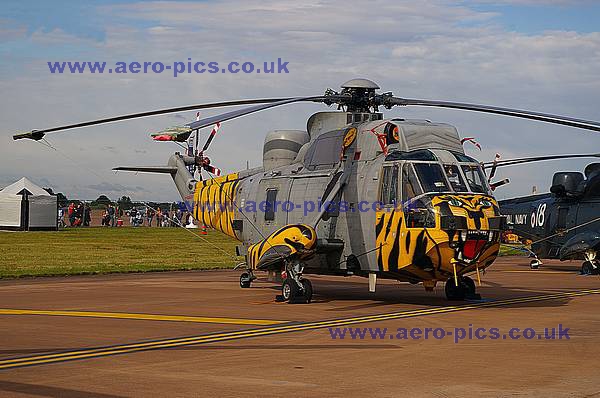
[191,112,504,290]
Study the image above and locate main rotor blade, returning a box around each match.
[482,153,600,169]
[112,166,177,174]
[389,97,600,133]
[13,98,293,141]
[187,96,326,131]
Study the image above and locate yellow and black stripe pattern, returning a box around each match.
[247,224,317,270]
[193,173,240,240]
[430,194,498,230]
[375,194,501,281]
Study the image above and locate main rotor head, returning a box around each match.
[324,78,390,113]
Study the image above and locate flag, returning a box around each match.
[461,137,482,150]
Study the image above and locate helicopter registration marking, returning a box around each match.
[1,288,598,370]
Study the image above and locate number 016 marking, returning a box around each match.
[531,203,547,228]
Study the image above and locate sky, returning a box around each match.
[1,0,599,202]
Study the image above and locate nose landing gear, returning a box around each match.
[580,250,599,275]
[239,270,256,288]
[445,276,481,301]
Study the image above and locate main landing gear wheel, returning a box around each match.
[239,272,252,288]
[280,278,313,304]
[301,279,313,304]
[445,276,480,301]
[581,261,599,275]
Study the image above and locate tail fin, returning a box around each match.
[113,154,197,203]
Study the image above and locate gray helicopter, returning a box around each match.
[14,79,600,303]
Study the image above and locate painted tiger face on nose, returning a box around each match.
[432,194,499,230]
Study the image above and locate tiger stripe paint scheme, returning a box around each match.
[376,194,501,281]
[193,173,240,240]
[247,224,317,270]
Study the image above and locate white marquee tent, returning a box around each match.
[0,177,57,231]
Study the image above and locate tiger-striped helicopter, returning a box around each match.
[14,78,600,303]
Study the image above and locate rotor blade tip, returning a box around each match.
[13,130,45,141]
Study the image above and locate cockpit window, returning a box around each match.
[385,149,437,161]
[413,163,449,193]
[452,152,478,163]
[443,164,468,192]
[461,164,489,194]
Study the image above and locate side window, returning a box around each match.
[402,163,422,204]
[304,130,345,170]
[380,165,398,206]
[265,189,277,221]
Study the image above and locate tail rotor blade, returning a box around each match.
[203,164,221,176]
[202,122,221,152]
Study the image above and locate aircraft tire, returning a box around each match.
[445,278,465,301]
[462,276,476,295]
[239,272,252,288]
[581,261,599,275]
[282,278,301,303]
[301,279,313,304]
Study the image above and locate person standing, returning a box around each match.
[68,202,75,227]
[75,203,83,227]
[107,205,116,227]
[163,210,170,227]
[84,204,91,227]
[146,207,154,227]
[156,208,162,227]
[130,207,137,226]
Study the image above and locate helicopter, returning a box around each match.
[13,78,600,303]
[494,155,600,275]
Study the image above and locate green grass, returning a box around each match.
[499,244,530,257]
[0,227,242,278]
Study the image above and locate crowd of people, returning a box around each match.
[124,206,189,228]
[59,203,196,228]
[58,202,92,227]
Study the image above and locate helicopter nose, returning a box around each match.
[461,232,489,260]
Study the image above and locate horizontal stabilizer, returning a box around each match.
[113,166,177,174]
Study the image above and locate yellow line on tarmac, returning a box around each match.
[0,309,286,326]
[1,288,598,370]
[498,270,572,274]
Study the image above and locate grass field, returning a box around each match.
[0,228,526,279]
[0,227,242,278]
[498,244,530,257]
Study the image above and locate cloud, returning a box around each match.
[1,1,599,201]
[87,182,130,192]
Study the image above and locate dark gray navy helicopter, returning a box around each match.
[496,155,600,275]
